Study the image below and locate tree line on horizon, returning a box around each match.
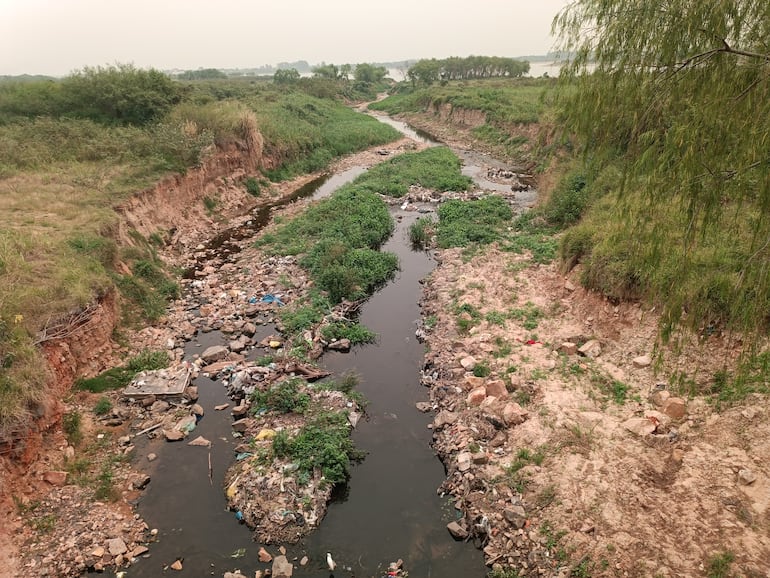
[407,56,530,86]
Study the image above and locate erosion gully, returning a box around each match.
[126,117,519,578]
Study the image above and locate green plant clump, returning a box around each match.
[250,378,311,414]
[437,196,513,248]
[272,411,363,483]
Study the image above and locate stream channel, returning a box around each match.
[126,117,527,577]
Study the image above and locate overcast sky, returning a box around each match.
[1,0,571,76]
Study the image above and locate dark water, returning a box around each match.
[123,119,504,577]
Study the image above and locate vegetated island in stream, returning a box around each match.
[3,57,770,578]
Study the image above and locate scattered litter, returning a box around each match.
[259,294,285,306]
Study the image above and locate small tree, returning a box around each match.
[274,68,301,85]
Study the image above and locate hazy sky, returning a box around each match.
[1,0,571,76]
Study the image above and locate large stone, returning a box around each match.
[447,521,469,540]
[42,470,68,486]
[504,505,527,529]
[578,339,602,359]
[131,545,149,558]
[457,452,472,472]
[459,356,477,370]
[258,547,273,563]
[163,429,185,442]
[650,389,671,407]
[271,555,294,578]
[107,538,127,556]
[464,375,485,389]
[132,474,151,490]
[662,397,687,420]
[433,410,458,429]
[188,436,211,447]
[327,339,351,352]
[622,417,656,437]
[231,418,249,433]
[559,342,578,356]
[485,380,509,399]
[632,354,652,368]
[200,345,229,363]
[502,402,528,426]
[738,468,757,485]
[170,559,183,570]
[467,387,487,407]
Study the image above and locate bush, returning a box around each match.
[251,378,310,414]
[409,216,436,249]
[93,397,112,416]
[544,171,588,227]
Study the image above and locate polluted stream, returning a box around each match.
[126,118,528,577]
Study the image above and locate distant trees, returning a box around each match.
[176,68,227,80]
[273,68,301,85]
[407,56,530,86]
[354,63,388,84]
[312,63,343,80]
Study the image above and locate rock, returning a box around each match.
[118,435,131,446]
[140,394,156,408]
[170,559,183,570]
[229,338,247,353]
[415,401,432,412]
[578,339,602,359]
[147,453,157,462]
[163,429,186,442]
[132,474,151,490]
[434,410,458,429]
[131,545,149,558]
[271,555,293,577]
[107,538,127,556]
[580,519,596,533]
[151,400,170,413]
[201,345,229,363]
[650,389,671,407]
[185,386,199,402]
[502,402,529,426]
[215,403,230,411]
[42,470,68,486]
[231,418,248,433]
[457,452,472,472]
[447,521,469,540]
[327,339,351,352]
[300,555,309,566]
[191,403,204,417]
[464,375,485,389]
[460,356,477,370]
[622,417,656,437]
[467,387,487,406]
[258,547,273,563]
[485,380,509,399]
[738,468,757,485]
[559,342,578,356]
[472,452,489,464]
[188,436,212,447]
[662,397,687,420]
[632,354,652,368]
[232,404,249,418]
[64,445,75,459]
[90,547,105,558]
[503,506,527,529]
[243,322,257,336]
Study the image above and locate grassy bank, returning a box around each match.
[370,78,555,161]
[259,146,473,343]
[0,71,401,440]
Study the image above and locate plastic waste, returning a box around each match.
[235,510,244,522]
[260,294,285,306]
[255,428,277,441]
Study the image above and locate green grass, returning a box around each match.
[250,378,311,414]
[409,216,436,249]
[76,349,169,393]
[437,195,513,248]
[706,551,734,578]
[272,410,364,484]
[320,321,376,345]
[346,146,472,198]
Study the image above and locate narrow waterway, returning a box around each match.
[124,116,525,577]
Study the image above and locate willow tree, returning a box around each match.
[553,1,770,339]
